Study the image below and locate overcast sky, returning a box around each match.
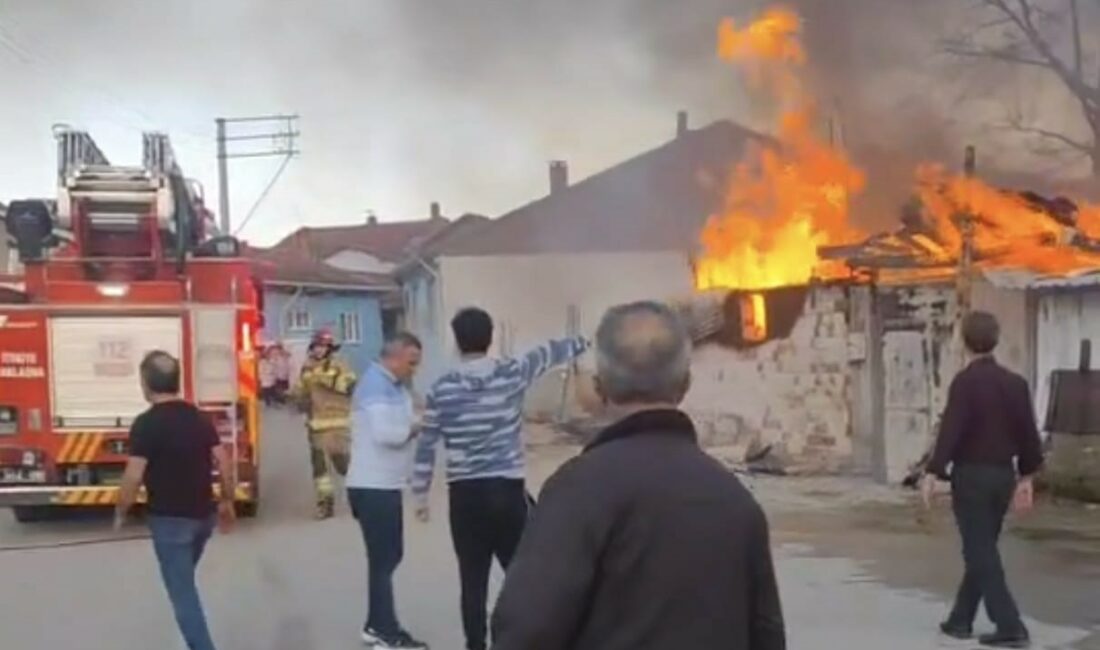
[0,0,1091,246]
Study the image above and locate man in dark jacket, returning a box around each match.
[922,311,1043,649]
[490,300,786,650]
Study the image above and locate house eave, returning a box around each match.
[264,280,394,292]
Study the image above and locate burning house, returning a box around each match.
[670,7,1100,482]
[398,5,1100,486]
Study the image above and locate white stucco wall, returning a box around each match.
[424,252,694,414]
[438,252,695,347]
[681,286,858,471]
[325,250,395,274]
[409,256,862,470]
[1035,288,1100,432]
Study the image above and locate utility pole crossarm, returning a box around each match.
[215,114,300,235]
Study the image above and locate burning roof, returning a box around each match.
[821,186,1100,281]
[693,6,1100,292]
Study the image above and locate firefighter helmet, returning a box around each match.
[310,329,339,351]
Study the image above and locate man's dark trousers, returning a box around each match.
[947,464,1027,634]
[449,478,529,650]
[349,488,404,638]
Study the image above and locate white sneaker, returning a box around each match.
[362,628,382,645]
[374,631,428,649]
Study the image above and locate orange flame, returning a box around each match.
[741,292,767,342]
[915,165,1100,275]
[698,6,1100,289]
[695,7,865,291]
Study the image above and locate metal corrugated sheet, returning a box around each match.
[983,268,1100,289]
[1035,292,1100,431]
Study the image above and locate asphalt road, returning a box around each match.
[0,407,1095,650]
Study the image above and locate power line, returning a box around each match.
[234,154,294,237]
[0,15,210,142]
[216,115,300,234]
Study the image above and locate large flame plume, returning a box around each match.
[695,8,865,291]
[696,5,1100,292]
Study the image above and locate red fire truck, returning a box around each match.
[0,129,262,522]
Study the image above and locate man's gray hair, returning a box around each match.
[595,301,692,405]
[381,331,422,357]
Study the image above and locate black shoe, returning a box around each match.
[940,621,973,640]
[979,629,1031,648]
[314,498,335,520]
[375,631,428,649]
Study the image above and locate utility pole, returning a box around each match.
[957,145,976,318]
[216,118,230,233]
[214,114,300,235]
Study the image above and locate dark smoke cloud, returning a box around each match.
[0,0,1083,243]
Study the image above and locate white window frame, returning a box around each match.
[287,308,312,332]
[339,311,362,344]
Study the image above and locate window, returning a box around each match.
[287,309,311,332]
[339,311,362,344]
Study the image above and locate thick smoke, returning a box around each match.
[0,0,1088,243]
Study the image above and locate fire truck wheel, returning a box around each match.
[12,506,55,523]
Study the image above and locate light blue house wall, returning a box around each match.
[401,270,450,394]
[262,287,385,375]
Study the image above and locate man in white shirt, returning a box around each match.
[346,332,427,650]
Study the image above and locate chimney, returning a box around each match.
[549,160,568,196]
[676,111,689,138]
[366,211,378,225]
[430,201,442,220]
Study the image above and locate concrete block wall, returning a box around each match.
[681,286,855,471]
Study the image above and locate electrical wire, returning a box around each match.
[0,14,210,142]
[233,153,295,237]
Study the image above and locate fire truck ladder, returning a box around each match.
[56,130,183,239]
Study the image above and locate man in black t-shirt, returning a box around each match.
[115,350,235,650]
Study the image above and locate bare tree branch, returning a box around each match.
[1013,125,1094,152]
[948,0,1100,177]
[942,42,1049,68]
[998,99,1096,157]
[1071,0,1084,77]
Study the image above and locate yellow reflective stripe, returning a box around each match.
[57,433,81,463]
[98,490,115,505]
[71,434,96,464]
[81,433,104,462]
[309,417,349,429]
[315,475,334,497]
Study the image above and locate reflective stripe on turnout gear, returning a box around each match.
[296,355,357,431]
[307,418,351,431]
[315,474,334,498]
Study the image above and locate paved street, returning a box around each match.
[1,408,1097,650]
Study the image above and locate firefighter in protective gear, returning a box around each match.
[292,329,357,519]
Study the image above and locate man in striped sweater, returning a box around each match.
[411,307,589,650]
